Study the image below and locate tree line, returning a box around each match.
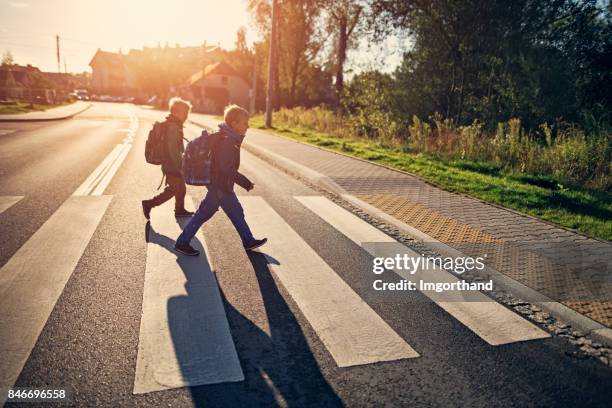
[239,0,611,133]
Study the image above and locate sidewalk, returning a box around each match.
[0,101,92,122]
[190,114,611,338]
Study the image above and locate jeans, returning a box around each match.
[177,186,254,246]
[147,173,186,211]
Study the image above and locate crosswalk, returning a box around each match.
[295,196,550,346]
[135,200,243,394]
[0,187,554,400]
[0,196,111,403]
[0,109,137,405]
[241,196,419,367]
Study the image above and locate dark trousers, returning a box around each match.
[146,173,186,211]
[176,186,254,246]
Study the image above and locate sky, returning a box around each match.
[0,0,253,72]
[0,0,408,75]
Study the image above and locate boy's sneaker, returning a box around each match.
[245,238,268,251]
[175,209,194,217]
[142,200,152,220]
[174,242,200,256]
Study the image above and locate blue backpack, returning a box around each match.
[182,129,218,186]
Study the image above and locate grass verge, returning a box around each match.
[250,115,611,241]
[0,101,73,115]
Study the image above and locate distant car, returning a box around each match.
[72,89,89,101]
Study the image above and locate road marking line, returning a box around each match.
[91,143,130,196]
[295,196,550,346]
[134,199,243,394]
[72,144,124,196]
[241,196,419,367]
[0,195,112,403]
[73,112,138,196]
[0,196,23,214]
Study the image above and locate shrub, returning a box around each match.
[270,107,611,191]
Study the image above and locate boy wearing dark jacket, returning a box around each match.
[174,105,267,256]
[142,97,194,219]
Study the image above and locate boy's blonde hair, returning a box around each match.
[224,104,249,125]
[168,97,192,114]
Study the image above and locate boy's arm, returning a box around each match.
[234,172,253,191]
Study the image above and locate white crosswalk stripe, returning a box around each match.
[0,196,111,405]
[0,196,23,214]
[241,196,419,367]
[134,199,244,394]
[294,196,550,346]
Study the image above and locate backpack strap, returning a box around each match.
[156,173,166,190]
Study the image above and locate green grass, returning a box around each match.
[250,115,612,241]
[0,101,72,114]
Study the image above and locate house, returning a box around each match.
[183,61,250,113]
[0,64,57,103]
[89,49,134,96]
[88,44,223,100]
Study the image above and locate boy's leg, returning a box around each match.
[145,178,174,208]
[218,192,255,245]
[166,174,187,212]
[176,188,220,245]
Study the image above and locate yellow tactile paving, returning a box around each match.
[358,193,612,327]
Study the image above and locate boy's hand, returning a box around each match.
[245,181,255,192]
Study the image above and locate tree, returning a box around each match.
[248,0,332,107]
[2,50,14,66]
[325,0,363,103]
[371,0,609,129]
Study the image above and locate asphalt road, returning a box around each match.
[1,102,611,407]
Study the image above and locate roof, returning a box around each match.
[0,65,51,88]
[89,49,126,68]
[186,61,243,86]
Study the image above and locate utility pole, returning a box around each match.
[250,57,257,115]
[56,35,60,73]
[64,57,67,74]
[265,0,279,128]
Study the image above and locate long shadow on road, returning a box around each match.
[146,221,343,407]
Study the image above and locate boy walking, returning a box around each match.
[174,105,267,256]
[142,97,194,219]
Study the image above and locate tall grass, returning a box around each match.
[269,107,611,191]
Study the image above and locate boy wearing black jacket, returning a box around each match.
[174,105,267,256]
[142,97,194,219]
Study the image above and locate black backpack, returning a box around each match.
[145,121,167,165]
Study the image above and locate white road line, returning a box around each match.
[91,143,130,196]
[133,200,243,394]
[295,196,550,346]
[0,196,112,403]
[241,196,419,367]
[72,144,124,196]
[0,196,23,214]
[73,112,138,196]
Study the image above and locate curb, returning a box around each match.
[0,103,92,122]
[242,135,612,347]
